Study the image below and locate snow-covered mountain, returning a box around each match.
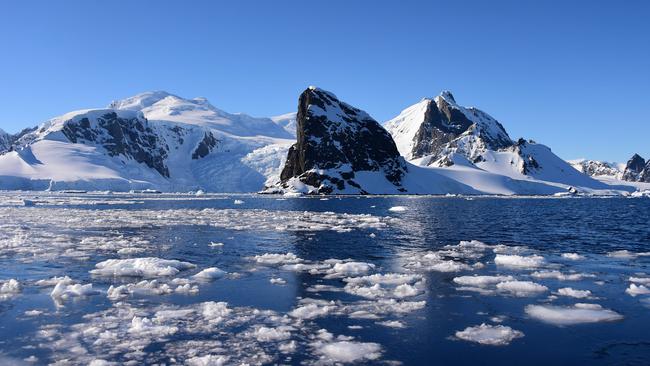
[384,91,612,191]
[569,159,622,179]
[0,92,293,192]
[271,112,297,137]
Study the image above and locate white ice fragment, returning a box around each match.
[0,279,21,295]
[253,252,302,265]
[376,320,406,328]
[626,283,650,296]
[494,254,545,269]
[453,275,514,287]
[186,355,229,366]
[531,271,593,281]
[561,253,584,260]
[525,303,623,325]
[330,262,375,277]
[388,206,407,212]
[557,287,592,299]
[496,281,548,297]
[192,267,226,281]
[35,276,74,287]
[252,326,291,342]
[455,323,524,346]
[90,257,196,278]
[51,280,97,301]
[314,340,382,363]
[289,303,333,320]
[270,277,286,285]
[233,200,244,205]
[629,277,650,285]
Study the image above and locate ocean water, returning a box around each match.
[0,192,649,365]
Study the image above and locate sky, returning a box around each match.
[0,0,648,162]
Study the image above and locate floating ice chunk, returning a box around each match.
[496,281,548,297]
[279,340,297,353]
[270,277,286,285]
[376,320,406,328]
[344,273,423,286]
[393,284,421,298]
[233,200,244,205]
[251,326,292,342]
[0,279,21,295]
[89,360,118,366]
[51,280,98,301]
[313,340,382,363]
[561,253,584,260]
[193,267,226,281]
[107,280,173,300]
[455,324,524,346]
[24,310,44,316]
[388,206,407,212]
[90,257,196,278]
[626,283,650,296]
[128,316,178,337]
[531,271,593,281]
[629,276,650,284]
[208,242,224,247]
[453,275,515,287]
[557,287,592,299]
[525,303,623,325]
[289,303,334,320]
[186,355,229,366]
[200,301,231,323]
[35,276,74,287]
[494,254,545,269]
[253,253,302,265]
[330,262,375,277]
[607,250,650,259]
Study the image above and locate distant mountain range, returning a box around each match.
[0,88,648,195]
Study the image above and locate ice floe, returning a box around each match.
[90,257,196,278]
[455,323,524,346]
[561,253,585,260]
[388,206,407,212]
[525,303,623,325]
[531,270,595,281]
[192,267,226,281]
[557,287,592,299]
[494,254,545,269]
[0,278,21,300]
[496,281,548,297]
[626,283,650,296]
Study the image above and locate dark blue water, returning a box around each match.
[0,193,649,365]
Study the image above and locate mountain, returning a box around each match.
[622,154,650,182]
[0,129,11,153]
[385,91,611,191]
[569,159,622,179]
[274,87,409,194]
[271,112,297,137]
[0,92,293,192]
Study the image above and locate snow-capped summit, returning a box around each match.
[569,159,622,179]
[275,87,408,194]
[384,91,512,162]
[271,112,297,137]
[110,91,292,139]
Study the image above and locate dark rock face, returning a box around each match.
[191,132,218,159]
[622,154,650,182]
[61,112,170,177]
[513,139,540,175]
[279,87,407,194]
[408,94,512,161]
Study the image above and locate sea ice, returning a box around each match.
[525,303,623,325]
[626,283,650,296]
[494,254,545,269]
[313,340,382,363]
[557,287,592,299]
[90,257,196,278]
[561,253,585,260]
[388,206,407,212]
[192,267,226,281]
[455,323,524,346]
[453,275,514,287]
[496,281,548,297]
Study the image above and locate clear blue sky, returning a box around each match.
[1,0,648,162]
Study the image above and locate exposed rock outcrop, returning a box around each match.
[277,87,407,194]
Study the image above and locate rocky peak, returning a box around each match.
[385,91,512,162]
[622,153,649,182]
[277,87,407,194]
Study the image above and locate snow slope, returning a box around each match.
[0,92,294,192]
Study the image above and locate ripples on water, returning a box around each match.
[0,192,649,365]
